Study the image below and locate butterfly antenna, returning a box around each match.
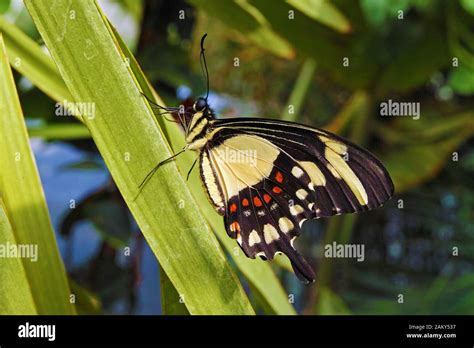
[200,33,210,101]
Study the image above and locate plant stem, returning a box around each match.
[281,58,317,121]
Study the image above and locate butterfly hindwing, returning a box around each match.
[224,177,315,283]
[199,118,394,283]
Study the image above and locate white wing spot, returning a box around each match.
[296,188,308,200]
[291,166,304,178]
[308,203,314,210]
[263,224,280,244]
[278,217,294,233]
[290,204,304,216]
[299,218,307,227]
[248,230,261,247]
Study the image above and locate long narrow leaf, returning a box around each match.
[0,16,72,101]
[25,0,254,314]
[0,198,37,314]
[160,268,190,315]
[0,34,74,314]
[286,0,352,33]
[190,0,294,59]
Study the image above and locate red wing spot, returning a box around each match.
[230,221,240,232]
[253,196,263,207]
[242,198,249,207]
[263,194,271,203]
[275,171,284,183]
[230,204,237,213]
[272,186,282,194]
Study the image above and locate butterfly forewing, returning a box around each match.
[199,118,394,283]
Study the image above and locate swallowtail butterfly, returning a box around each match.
[141,35,394,283]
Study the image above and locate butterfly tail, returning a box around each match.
[287,249,316,284]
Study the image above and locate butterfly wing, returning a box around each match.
[199,118,394,283]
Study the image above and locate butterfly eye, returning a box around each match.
[194,97,207,112]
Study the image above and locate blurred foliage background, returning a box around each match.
[1,0,473,314]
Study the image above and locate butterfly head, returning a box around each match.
[193,97,208,112]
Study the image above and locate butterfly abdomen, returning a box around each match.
[199,151,226,214]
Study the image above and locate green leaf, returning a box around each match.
[448,64,474,95]
[360,0,410,26]
[384,133,472,192]
[68,278,102,315]
[325,90,370,134]
[0,34,75,314]
[0,0,10,14]
[281,59,317,122]
[249,0,377,88]
[286,0,352,33]
[377,25,449,93]
[28,123,91,140]
[0,16,73,102]
[376,111,474,192]
[25,0,254,314]
[316,287,351,314]
[190,0,294,59]
[461,0,474,16]
[160,268,190,315]
[0,199,37,314]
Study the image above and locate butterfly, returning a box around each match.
[140,34,394,283]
